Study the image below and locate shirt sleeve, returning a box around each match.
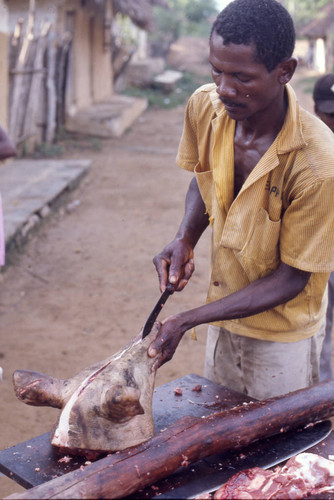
[176,95,199,172]
[280,177,334,272]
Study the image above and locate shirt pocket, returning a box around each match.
[238,207,281,282]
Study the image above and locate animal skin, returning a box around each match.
[13,325,160,455]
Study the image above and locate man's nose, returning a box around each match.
[216,76,237,99]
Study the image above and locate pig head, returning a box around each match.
[13,325,161,455]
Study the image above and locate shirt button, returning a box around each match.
[213,281,219,287]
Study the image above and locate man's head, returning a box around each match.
[211,0,295,72]
[209,0,297,122]
[313,74,334,132]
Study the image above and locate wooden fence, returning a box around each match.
[8,20,72,154]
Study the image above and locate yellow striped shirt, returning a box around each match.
[177,83,334,342]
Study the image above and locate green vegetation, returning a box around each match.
[30,130,102,159]
[149,0,218,58]
[32,142,64,158]
[123,70,212,109]
[294,74,319,95]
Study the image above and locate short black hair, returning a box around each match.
[211,0,295,72]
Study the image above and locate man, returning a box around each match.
[148,0,334,400]
[0,124,16,267]
[313,73,334,381]
[313,74,334,133]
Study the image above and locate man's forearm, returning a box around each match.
[174,176,209,249]
[176,261,311,331]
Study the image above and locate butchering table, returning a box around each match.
[0,374,333,499]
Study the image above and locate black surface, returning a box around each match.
[130,421,332,499]
[0,374,331,496]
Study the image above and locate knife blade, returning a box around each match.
[152,420,332,499]
[142,283,174,339]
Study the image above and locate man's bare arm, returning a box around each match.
[153,176,209,292]
[149,262,311,367]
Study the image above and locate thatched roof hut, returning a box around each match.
[299,2,334,73]
[300,3,334,39]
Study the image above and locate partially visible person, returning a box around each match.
[0,125,16,267]
[313,74,334,380]
[313,74,334,133]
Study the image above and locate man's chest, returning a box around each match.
[233,137,275,196]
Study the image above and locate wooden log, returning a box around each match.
[21,21,50,152]
[55,33,72,131]
[8,31,35,145]
[45,30,57,145]
[6,379,334,499]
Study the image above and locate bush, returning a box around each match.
[149,0,218,58]
[123,70,212,109]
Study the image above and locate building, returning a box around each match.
[300,2,334,73]
[5,0,166,151]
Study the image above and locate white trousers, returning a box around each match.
[204,323,326,400]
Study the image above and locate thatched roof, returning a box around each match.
[79,0,169,31]
[300,3,334,39]
[112,0,168,31]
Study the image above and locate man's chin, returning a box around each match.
[224,105,248,120]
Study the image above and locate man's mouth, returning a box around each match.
[220,98,247,109]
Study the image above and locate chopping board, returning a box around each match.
[0,374,331,497]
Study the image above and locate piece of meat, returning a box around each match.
[280,453,334,497]
[214,452,334,500]
[214,467,282,499]
[13,324,161,456]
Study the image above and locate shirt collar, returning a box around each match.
[277,84,307,153]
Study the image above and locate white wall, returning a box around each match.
[314,38,326,74]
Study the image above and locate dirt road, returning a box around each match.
[0,100,214,491]
[0,37,316,497]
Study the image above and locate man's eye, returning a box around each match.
[235,74,251,83]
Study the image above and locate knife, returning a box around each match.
[151,420,332,499]
[142,283,174,338]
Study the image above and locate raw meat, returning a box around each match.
[13,324,161,456]
[214,452,334,499]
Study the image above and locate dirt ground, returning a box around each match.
[0,37,317,497]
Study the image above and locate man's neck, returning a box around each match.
[236,88,288,143]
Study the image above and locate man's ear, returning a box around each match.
[277,57,297,85]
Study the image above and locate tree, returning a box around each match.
[149,0,218,58]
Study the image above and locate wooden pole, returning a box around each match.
[21,21,50,152]
[45,30,57,144]
[6,379,334,500]
[8,24,35,145]
[27,0,36,37]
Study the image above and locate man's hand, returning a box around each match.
[153,239,195,292]
[148,316,185,369]
[147,261,311,370]
[153,177,209,293]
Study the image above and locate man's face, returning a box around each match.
[315,108,334,133]
[209,31,284,121]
